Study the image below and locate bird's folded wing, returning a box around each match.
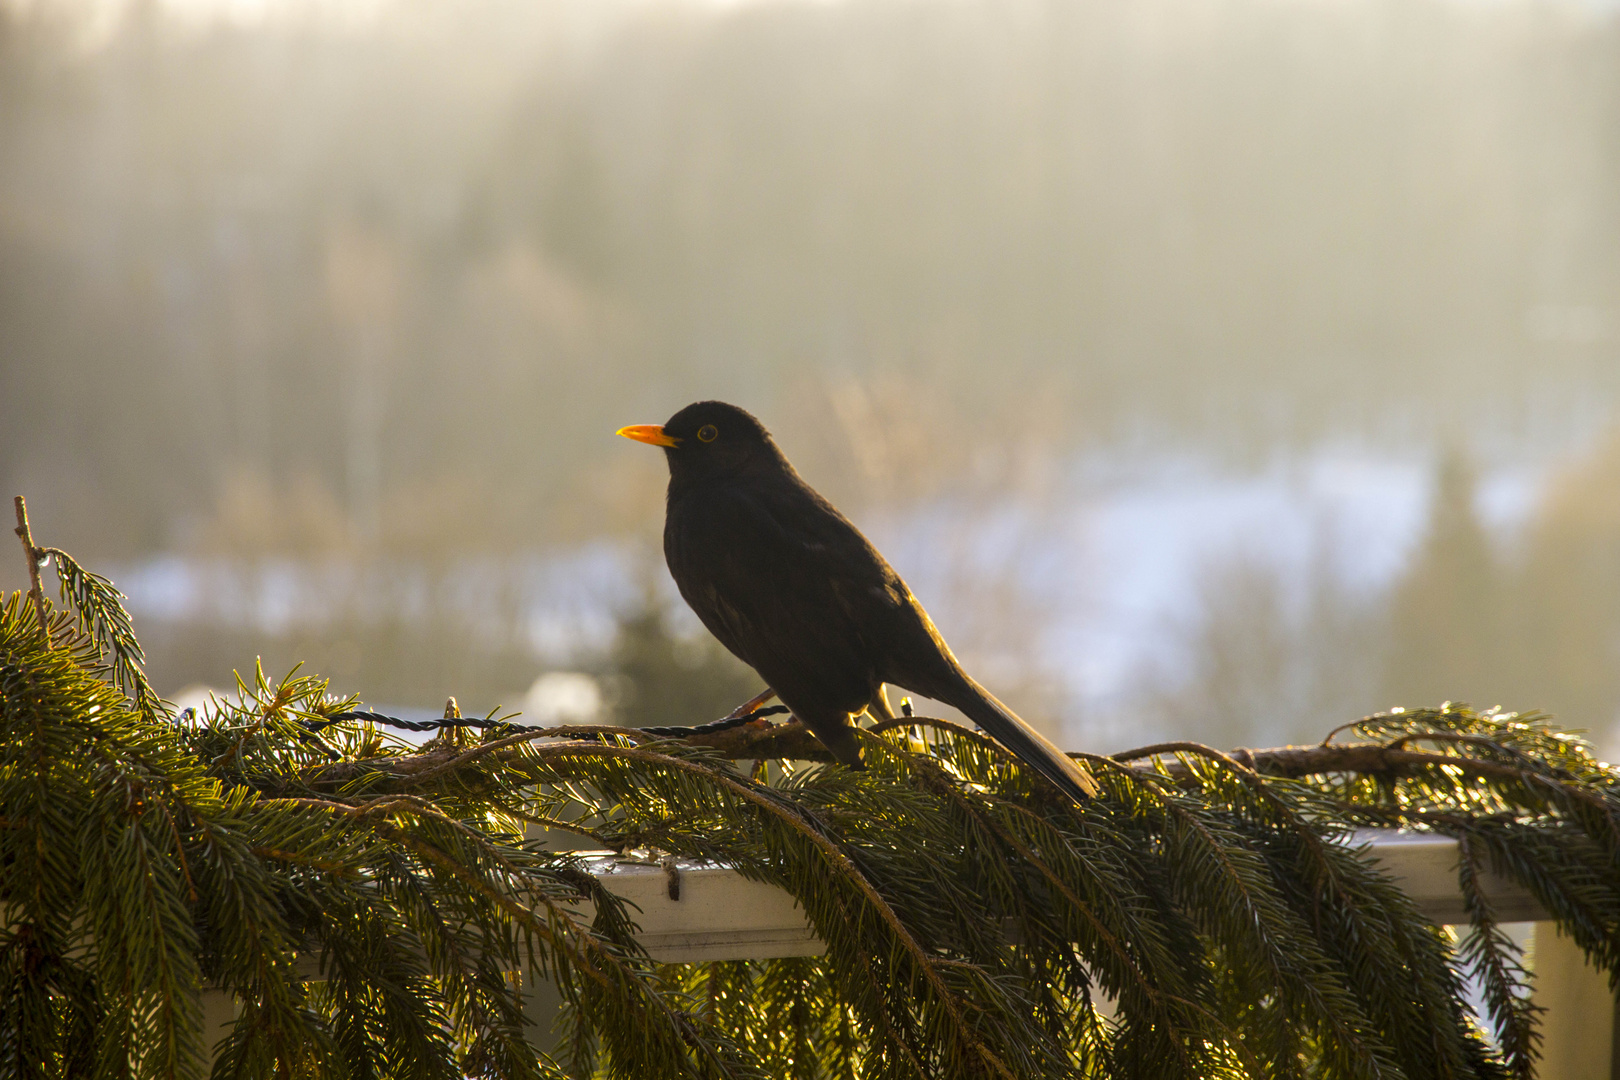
[666,484,894,688]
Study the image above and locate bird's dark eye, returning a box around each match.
[697,425,718,443]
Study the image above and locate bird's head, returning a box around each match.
[617,401,789,484]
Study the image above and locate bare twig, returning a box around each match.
[12,496,49,643]
[1110,740,1250,766]
[1319,717,1377,746]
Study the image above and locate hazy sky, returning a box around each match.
[3,0,1617,748]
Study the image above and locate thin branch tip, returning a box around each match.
[12,495,50,643]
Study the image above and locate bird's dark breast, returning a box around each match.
[662,481,889,715]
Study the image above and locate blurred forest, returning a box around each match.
[1,0,1618,752]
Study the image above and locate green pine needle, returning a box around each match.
[6,551,1620,1079]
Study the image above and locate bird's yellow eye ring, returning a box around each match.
[697,424,718,443]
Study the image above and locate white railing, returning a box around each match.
[196,830,1616,1077]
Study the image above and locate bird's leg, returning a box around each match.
[722,687,778,722]
[803,713,865,769]
[868,684,897,722]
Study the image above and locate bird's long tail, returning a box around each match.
[938,677,1100,801]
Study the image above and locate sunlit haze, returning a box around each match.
[2,0,1617,755]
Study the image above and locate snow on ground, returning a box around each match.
[114,444,1561,746]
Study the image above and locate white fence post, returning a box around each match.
[1531,923,1617,1080]
[523,968,566,1057]
[200,987,236,1068]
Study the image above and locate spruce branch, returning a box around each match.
[12,543,1620,1079]
[517,741,1019,1080]
[11,496,49,643]
[876,737,1260,1077]
[1456,831,1542,1080]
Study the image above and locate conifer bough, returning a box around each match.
[4,508,1619,1079]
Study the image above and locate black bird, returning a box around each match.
[618,401,1099,802]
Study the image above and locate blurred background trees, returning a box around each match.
[1,0,1618,753]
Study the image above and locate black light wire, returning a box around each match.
[306,705,790,739]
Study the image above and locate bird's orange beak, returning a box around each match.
[617,424,680,448]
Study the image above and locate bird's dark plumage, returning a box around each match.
[621,400,1098,802]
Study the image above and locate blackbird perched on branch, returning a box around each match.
[619,401,1099,802]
